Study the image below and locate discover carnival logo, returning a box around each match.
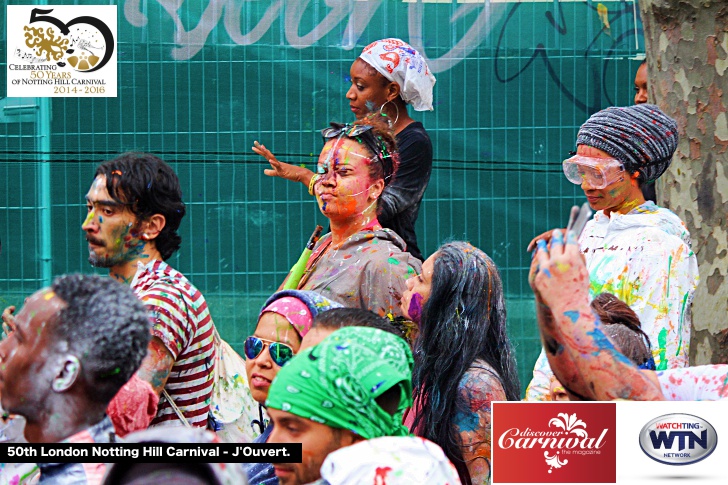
[6,5,117,97]
[492,403,616,483]
[639,413,718,466]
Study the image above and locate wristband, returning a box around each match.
[308,174,319,196]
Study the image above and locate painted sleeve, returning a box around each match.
[627,241,698,370]
[657,365,728,401]
[138,282,191,360]
[525,349,553,401]
[454,368,507,485]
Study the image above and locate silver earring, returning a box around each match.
[379,100,399,127]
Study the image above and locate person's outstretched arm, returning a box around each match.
[253,141,316,189]
[532,229,664,401]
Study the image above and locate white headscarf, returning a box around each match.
[316,436,462,485]
[359,38,436,112]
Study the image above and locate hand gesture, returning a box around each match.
[253,141,310,184]
[532,229,590,312]
[2,305,16,338]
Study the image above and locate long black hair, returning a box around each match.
[412,241,520,484]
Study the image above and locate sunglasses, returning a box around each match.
[244,336,295,367]
[321,123,375,140]
[320,123,392,169]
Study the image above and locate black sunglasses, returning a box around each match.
[320,123,391,169]
[244,336,295,367]
[321,123,375,140]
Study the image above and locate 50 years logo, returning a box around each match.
[6,5,117,97]
[639,413,718,466]
[22,8,115,72]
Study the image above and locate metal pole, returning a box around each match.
[37,96,52,286]
[35,0,52,286]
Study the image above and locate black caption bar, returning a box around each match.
[0,443,302,464]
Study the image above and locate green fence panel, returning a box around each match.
[1,0,644,395]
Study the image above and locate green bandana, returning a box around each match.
[266,326,413,439]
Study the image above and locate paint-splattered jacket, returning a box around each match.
[298,228,422,318]
[657,365,728,400]
[526,202,699,400]
[37,416,115,485]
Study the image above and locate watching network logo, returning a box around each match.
[639,413,718,466]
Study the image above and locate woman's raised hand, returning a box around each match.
[2,305,16,338]
[253,141,311,184]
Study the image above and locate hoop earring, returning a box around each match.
[379,100,399,127]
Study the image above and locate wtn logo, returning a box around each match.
[639,414,717,465]
[649,430,707,451]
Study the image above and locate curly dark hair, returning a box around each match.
[51,274,151,403]
[94,153,185,260]
[412,241,520,485]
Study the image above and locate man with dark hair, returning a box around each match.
[299,307,407,351]
[266,327,413,485]
[0,274,150,483]
[81,153,216,428]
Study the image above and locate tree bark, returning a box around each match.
[639,0,728,364]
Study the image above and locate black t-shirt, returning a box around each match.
[377,121,433,261]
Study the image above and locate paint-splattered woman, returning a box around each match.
[526,104,699,400]
[243,290,341,485]
[254,38,435,261]
[292,115,422,318]
[401,241,520,485]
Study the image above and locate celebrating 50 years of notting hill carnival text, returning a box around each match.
[6,5,117,98]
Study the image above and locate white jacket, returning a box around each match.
[526,202,699,400]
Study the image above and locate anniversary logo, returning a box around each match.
[6,5,117,97]
[492,402,616,483]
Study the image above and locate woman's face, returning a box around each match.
[577,145,642,216]
[314,138,383,221]
[346,58,392,119]
[634,63,648,105]
[401,253,436,324]
[244,312,302,404]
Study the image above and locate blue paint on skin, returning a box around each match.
[586,327,634,366]
[536,240,552,277]
[564,311,580,323]
[454,409,479,433]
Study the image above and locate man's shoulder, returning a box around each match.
[133,260,205,302]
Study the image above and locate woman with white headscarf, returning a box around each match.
[254,38,436,261]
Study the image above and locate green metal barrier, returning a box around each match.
[1,0,644,395]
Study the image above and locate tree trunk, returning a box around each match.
[639,0,728,364]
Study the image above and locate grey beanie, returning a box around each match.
[576,104,678,184]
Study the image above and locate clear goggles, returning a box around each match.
[562,155,625,189]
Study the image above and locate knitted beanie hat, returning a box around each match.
[576,104,678,184]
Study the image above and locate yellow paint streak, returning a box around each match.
[82,210,95,227]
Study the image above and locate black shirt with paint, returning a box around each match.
[378,121,432,261]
